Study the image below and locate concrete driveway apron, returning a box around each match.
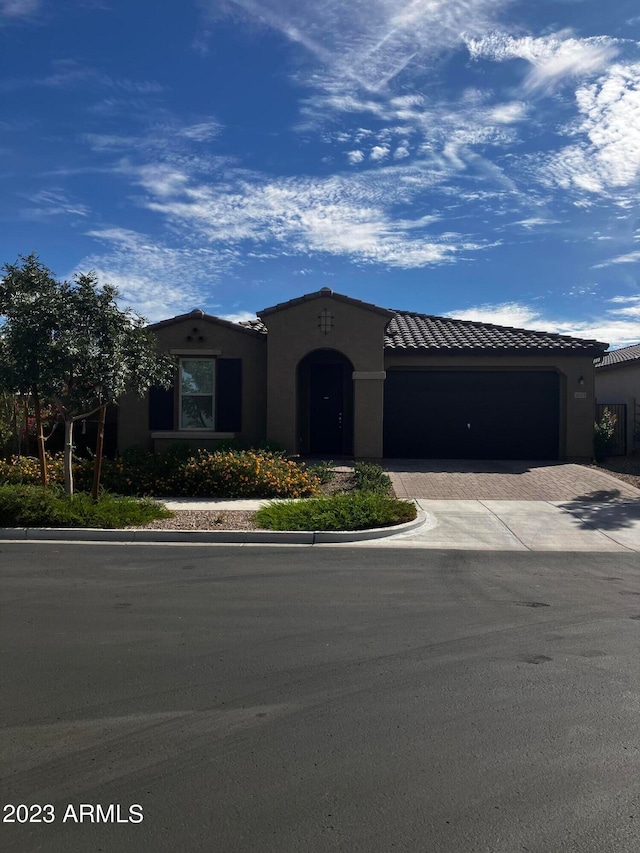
[374,460,640,552]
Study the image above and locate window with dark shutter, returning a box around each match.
[216,359,242,432]
[149,386,174,430]
[179,359,215,429]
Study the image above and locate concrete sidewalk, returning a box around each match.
[3,496,636,550]
[121,493,640,551]
[353,498,640,551]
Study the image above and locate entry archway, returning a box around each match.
[297,349,354,455]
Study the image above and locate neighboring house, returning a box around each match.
[117,288,608,461]
[595,343,640,455]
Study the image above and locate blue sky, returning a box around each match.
[1,0,639,348]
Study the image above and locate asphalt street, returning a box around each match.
[1,544,640,852]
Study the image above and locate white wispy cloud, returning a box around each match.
[78,227,236,321]
[542,62,640,197]
[207,0,510,91]
[466,31,620,94]
[179,121,222,142]
[512,217,560,229]
[346,149,364,164]
[370,144,389,161]
[19,189,90,220]
[0,0,40,19]
[119,157,492,269]
[1,58,165,93]
[489,102,527,123]
[593,250,640,267]
[448,299,640,348]
[607,295,640,319]
[83,116,226,173]
[220,310,257,324]
[63,2,638,305]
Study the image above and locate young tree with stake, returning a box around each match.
[0,254,173,496]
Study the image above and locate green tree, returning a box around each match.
[0,254,173,496]
[0,392,18,457]
[0,255,61,485]
[593,407,617,463]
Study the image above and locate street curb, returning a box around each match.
[0,510,427,545]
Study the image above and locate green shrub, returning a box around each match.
[0,454,66,485]
[594,408,617,462]
[180,450,320,498]
[0,484,172,528]
[255,491,416,531]
[306,459,336,485]
[353,461,392,494]
[0,447,321,499]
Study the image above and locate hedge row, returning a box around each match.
[255,491,417,531]
[0,484,171,528]
[0,447,321,499]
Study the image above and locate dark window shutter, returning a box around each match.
[216,359,242,432]
[149,386,174,430]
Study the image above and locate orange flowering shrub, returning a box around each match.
[180,450,320,498]
[0,454,66,485]
[0,448,321,498]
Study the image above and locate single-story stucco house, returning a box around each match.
[595,343,640,455]
[117,288,608,461]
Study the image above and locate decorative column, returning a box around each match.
[352,371,386,458]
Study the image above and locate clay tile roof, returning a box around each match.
[240,309,607,353]
[149,309,263,337]
[384,311,608,354]
[257,288,393,319]
[596,342,640,368]
[239,317,268,333]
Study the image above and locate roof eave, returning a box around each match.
[149,310,264,338]
[258,288,394,320]
[384,345,607,356]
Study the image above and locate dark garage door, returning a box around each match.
[383,370,560,459]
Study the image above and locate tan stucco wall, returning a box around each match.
[595,362,639,453]
[260,295,389,456]
[117,297,600,461]
[596,363,639,400]
[117,317,266,453]
[384,352,597,460]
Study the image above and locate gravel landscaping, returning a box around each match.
[131,467,358,531]
[583,453,640,493]
[136,509,263,531]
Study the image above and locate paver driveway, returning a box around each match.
[385,459,640,501]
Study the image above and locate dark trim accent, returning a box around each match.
[384,346,606,357]
[216,358,242,432]
[149,386,174,431]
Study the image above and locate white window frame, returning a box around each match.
[179,358,216,431]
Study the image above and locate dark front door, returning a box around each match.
[309,363,345,454]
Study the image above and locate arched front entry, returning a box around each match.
[297,349,354,455]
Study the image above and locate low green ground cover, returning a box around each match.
[0,484,172,529]
[353,461,393,494]
[255,489,417,532]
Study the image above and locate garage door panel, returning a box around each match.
[383,370,560,460]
